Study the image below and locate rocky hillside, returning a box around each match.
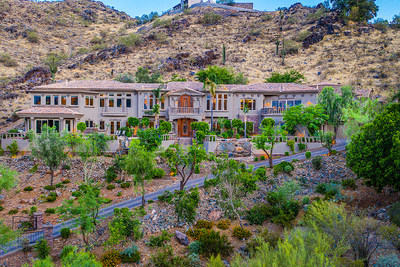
[0,1,399,126]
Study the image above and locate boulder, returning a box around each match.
[175,230,190,246]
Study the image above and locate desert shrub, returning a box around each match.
[188,241,201,254]
[148,230,173,248]
[296,30,311,42]
[152,168,165,179]
[119,33,142,48]
[305,151,311,159]
[232,226,252,240]
[46,192,57,202]
[389,202,400,226]
[62,179,70,184]
[216,219,231,230]
[260,155,266,160]
[195,219,213,229]
[342,179,356,190]
[100,249,122,267]
[60,228,71,239]
[90,36,102,44]
[0,147,4,156]
[246,204,274,225]
[282,39,299,55]
[27,31,39,43]
[151,246,190,267]
[0,53,18,67]
[106,184,115,190]
[108,207,143,245]
[55,183,64,188]
[201,12,222,25]
[287,140,295,153]
[379,225,400,251]
[298,143,307,152]
[158,190,174,203]
[254,167,267,181]
[198,230,233,257]
[105,166,117,183]
[236,134,240,139]
[7,140,19,156]
[60,245,76,259]
[249,27,261,37]
[195,130,206,144]
[35,239,50,259]
[302,196,310,205]
[186,228,209,241]
[311,156,323,170]
[307,8,326,21]
[245,229,282,255]
[71,191,81,198]
[283,165,293,174]
[273,161,294,176]
[315,183,340,199]
[261,13,272,21]
[254,157,259,162]
[24,186,33,191]
[121,182,131,188]
[43,185,56,191]
[152,18,172,28]
[376,254,400,267]
[45,208,56,214]
[284,151,289,156]
[8,209,18,215]
[120,243,141,263]
[0,206,4,211]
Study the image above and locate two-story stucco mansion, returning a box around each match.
[17,81,319,137]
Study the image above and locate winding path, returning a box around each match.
[0,139,348,256]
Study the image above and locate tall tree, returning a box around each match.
[164,142,207,191]
[0,164,17,195]
[196,65,248,85]
[283,104,328,136]
[204,78,217,131]
[152,85,164,128]
[124,142,155,207]
[252,125,285,168]
[31,125,66,186]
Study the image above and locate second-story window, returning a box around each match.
[109,98,114,107]
[143,93,154,110]
[241,99,256,110]
[34,95,41,105]
[54,96,59,105]
[61,96,67,105]
[117,98,122,107]
[161,98,165,110]
[71,96,78,106]
[45,96,51,105]
[100,98,105,107]
[271,100,302,109]
[85,96,94,107]
[126,99,132,108]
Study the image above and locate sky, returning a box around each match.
[99,0,398,21]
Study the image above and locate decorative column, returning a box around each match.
[33,212,43,230]
[43,223,54,247]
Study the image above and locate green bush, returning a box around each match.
[119,33,142,48]
[60,228,71,239]
[330,149,338,155]
[287,140,295,153]
[245,229,281,255]
[311,156,323,170]
[158,190,174,203]
[0,53,18,67]
[201,11,222,25]
[260,155,266,161]
[24,186,34,191]
[298,143,307,152]
[284,165,293,174]
[341,179,356,190]
[194,164,200,174]
[273,161,294,176]
[261,13,272,21]
[120,244,141,263]
[188,241,201,254]
[152,18,172,28]
[198,230,233,257]
[105,166,117,183]
[195,219,213,229]
[305,151,311,159]
[0,206,4,211]
[284,151,289,156]
[100,249,122,267]
[302,196,310,205]
[254,157,259,162]
[62,179,70,184]
[246,204,274,225]
[315,183,340,199]
[379,225,400,251]
[45,208,56,214]
[55,183,64,189]
[7,140,19,156]
[106,184,115,190]
[389,202,400,227]
[151,246,190,267]
[152,168,165,179]
[35,239,50,259]
[44,185,56,191]
[60,245,76,260]
[109,208,143,241]
[121,182,131,189]
[27,31,39,43]
[46,192,57,202]
[254,167,267,181]
[236,134,240,139]
[195,130,206,144]
[216,219,231,230]
[232,226,252,240]
[148,230,173,248]
[71,191,81,198]
[8,209,18,215]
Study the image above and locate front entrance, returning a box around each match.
[177,118,193,137]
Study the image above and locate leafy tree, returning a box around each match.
[114,73,136,83]
[283,104,328,136]
[135,67,163,83]
[127,117,140,129]
[31,125,66,186]
[191,121,210,133]
[392,14,400,28]
[64,132,81,155]
[242,104,250,138]
[124,143,155,206]
[140,117,150,129]
[107,207,143,246]
[261,118,275,129]
[196,65,248,85]
[77,122,87,133]
[232,119,243,136]
[0,164,17,195]
[330,0,378,22]
[319,131,335,154]
[164,142,207,190]
[346,103,400,192]
[58,183,107,250]
[0,220,20,252]
[265,69,305,84]
[137,128,162,152]
[159,121,172,134]
[252,125,285,168]
[174,188,200,227]
[77,135,103,182]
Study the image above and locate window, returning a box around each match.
[100,98,105,107]
[54,96,59,105]
[85,120,94,128]
[241,99,256,110]
[99,120,105,130]
[34,95,41,105]
[224,94,228,110]
[117,98,122,107]
[161,97,165,110]
[109,98,114,108]
[143,93,154,110]
[71,96,78,106]
[36,119,60,134]
[116,121,121,130]
[206,95,216,111]
[61,96,67,105]
[207,94,227,111]
[45,96,51,105]
[126,94,131,97]
[271,100,302,109]
[295,100,302,106]
[85,96,94,107]
[110,121,115,135]
[126,99,132,108]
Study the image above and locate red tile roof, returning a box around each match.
[17,107,84,117]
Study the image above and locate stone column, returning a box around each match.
[59,117,64,132]
[31,117,36,133]
[43,223,54,247]
[33,212,43,230]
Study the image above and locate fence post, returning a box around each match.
[33,212,43,230]
[43,223,54,247]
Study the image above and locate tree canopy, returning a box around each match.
[196,65,248,85]
[283,104,327,136]
[330,0,378,22]
[346,103,400,192]
[265,70,305,84]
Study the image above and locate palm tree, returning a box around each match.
[204,78,217,131]
[243,104,250,138]
[152,85,164,128]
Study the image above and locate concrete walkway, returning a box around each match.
[0,139,348,256]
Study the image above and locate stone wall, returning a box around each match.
[214,139,252,157]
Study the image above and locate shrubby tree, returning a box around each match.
[61,247,102,266]
[127,117,140,130]
[318,131,335,154]
[31,125,66,185]
[0,164,17,195]
[115,73,136,83]
[107,207,143,246]
[196,65,248,85]
[64,132,81,155]
[252,124,285,168]
[265,69,305,84]
[0,220,19,252]
[140,117,150,129]
[283,104,327,136]
[159,121,172,134]
[330,0,378,22]
[77,134,107,182]
[137,128,162,152]
[77,121,87,133]
[124,141,155,206]
[164,142,207,190]
[152,85,164,128]
[174,187,200,228]
[392,14,400,28]
[346,103,400,192]
[135,67,163,83]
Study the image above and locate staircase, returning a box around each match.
[178,137,193,146]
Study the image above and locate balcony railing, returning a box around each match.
[261,107,286,115]
[170,107,201,114]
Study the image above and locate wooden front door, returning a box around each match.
[177,119,193,137]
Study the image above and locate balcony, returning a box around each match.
[101,107,127,117]
[170,107,201,114]
[168,107,203,121]
[261,107,285,115]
